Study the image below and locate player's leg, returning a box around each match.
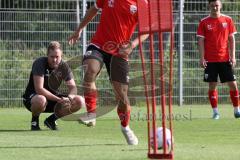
[27,94,47,130]
[112,81,138,145]
[44,95,84,130]
[227,81,240,118]
[110,56,138,145]
[43,100,59,130]
[208,82,219,119]
[79,45,104,126]
[204,62,219,119]
[219,62,240,118]
[83,58,100,113]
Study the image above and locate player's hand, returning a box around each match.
[200,58,207,68]
[58,97,71,106]
[68,94,74,100]
[230,58,236,67]
[119,42,133,58]
[68,30,82,45]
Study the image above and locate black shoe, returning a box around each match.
[234,111,240,118]
[31,121,41,131]
[44,118,58,130]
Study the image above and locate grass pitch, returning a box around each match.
[0,105,240,160]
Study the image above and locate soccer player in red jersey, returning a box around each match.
[68,0,148,145]
[197,0,240,119]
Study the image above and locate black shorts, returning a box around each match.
[22,93,67,113]
[204,62,236,83]
[83,45,129,84]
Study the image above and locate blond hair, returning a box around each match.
[47,41,62,55]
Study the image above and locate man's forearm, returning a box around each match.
[76,6,98,33]
[229,35,236,59]
[36,88,61,102]
[198,37,205,60]
[68,85,78,95]
[131,34,149,49]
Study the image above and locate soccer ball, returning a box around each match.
[150,127,172,150]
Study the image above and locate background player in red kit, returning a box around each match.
[68,0,148,145]
[197,0,240,119]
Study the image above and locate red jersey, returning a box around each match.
[91,0,138,55]
[197,14,237,62]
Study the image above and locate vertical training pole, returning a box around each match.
[169,10,175,154]
[149,33,157,153]
[137,0,174,159]
[138,35,151,154]
[159,32,167,154]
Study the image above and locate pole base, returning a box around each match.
[148,153,173,159]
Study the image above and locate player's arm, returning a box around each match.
[197,37,207,68]
[132,34,149,49]
[65,79,78,96]
[119,34,149,56]
[228,34,236,67]
[33,75,62,102]
[68,6,99,45]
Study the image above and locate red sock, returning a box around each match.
[117,108,130,127]
[230,90,239,107]
[208,90,218,108]
[84,91,97,113]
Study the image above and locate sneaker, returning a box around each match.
[212,113,220,120]
[121,128,138,145]
[234,111,240,118]
[44,118,58,130]
[78,113,96,127]
[31,121,41,131]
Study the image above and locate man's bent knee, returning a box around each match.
[31,95,47,107]
[31,95,47,113]
[71,95,84,112]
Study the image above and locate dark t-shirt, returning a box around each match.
[23,57,73,98]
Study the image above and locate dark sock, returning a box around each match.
[32,115,39,123]
[47,114,58,122]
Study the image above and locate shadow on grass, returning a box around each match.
[121,148,147,152]
[0,143,126,149]
[0,129,59,132]
[0,129,32,132]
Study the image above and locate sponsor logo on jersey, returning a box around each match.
[207,24,213,30]
[130,5,137,14]
[222,22,227,28]
[108,0,114,7]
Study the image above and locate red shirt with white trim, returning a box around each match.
[91,0,138,55]
[197,14,237,62]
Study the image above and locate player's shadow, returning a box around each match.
[0,143,125,149]
[0,129,32,132]
[0,129,58,132]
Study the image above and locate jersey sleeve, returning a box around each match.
[64,69,73,81]
[229,18,237,36]
[196,21,205,38]
[95,0,105,9]
[32,58,45,76]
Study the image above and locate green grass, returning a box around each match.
[0,105,240,160]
